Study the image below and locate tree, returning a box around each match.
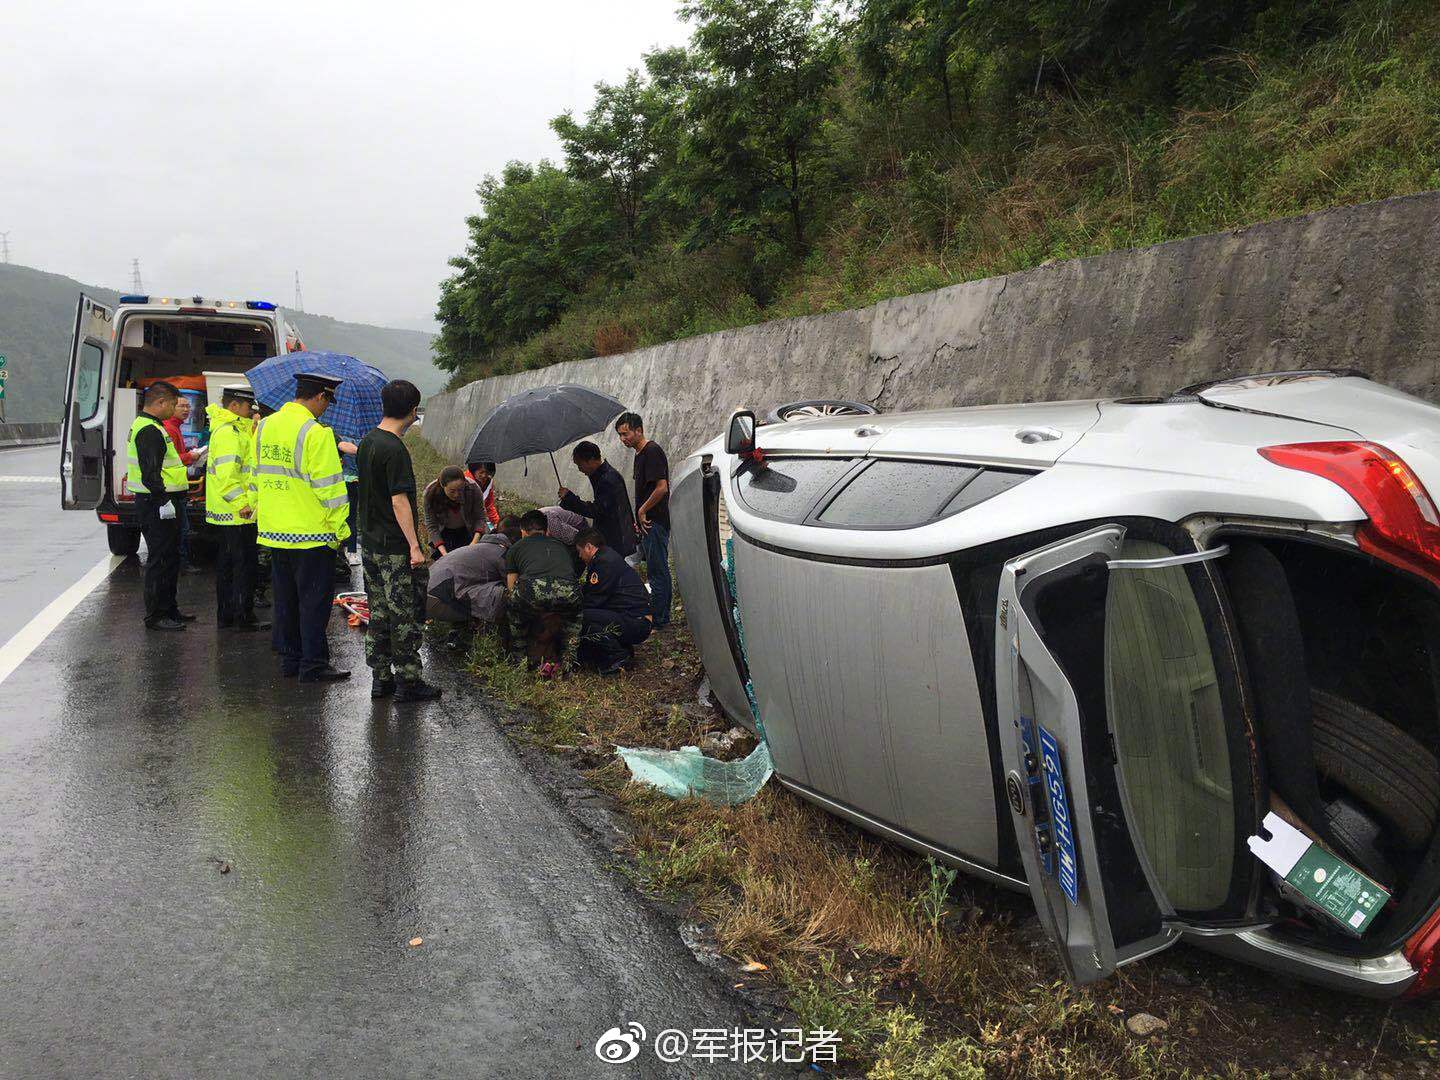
[551,69,680,259]
[854,0,970,130]
[675,0,843,254]
[433,161,607,372]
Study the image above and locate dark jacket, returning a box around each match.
[422,478,489,545]
[560,461,636,557]
[135,421,170,498]
[581,547,651,620]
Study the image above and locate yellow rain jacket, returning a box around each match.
[253,401,351,549]
[204,403,254,526]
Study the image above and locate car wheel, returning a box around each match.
[107,524,141,558]
[1311,689,1439,850]
[767,399,877,423]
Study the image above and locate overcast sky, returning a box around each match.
[1,0,689,329]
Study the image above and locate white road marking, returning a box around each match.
[0,476,57,483]
[0,554,123,686]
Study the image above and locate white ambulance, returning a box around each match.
[59,293,299,555]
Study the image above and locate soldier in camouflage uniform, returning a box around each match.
[503,509,584,673]
[362,550,426,683]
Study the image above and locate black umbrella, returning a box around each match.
[464,384,626,484]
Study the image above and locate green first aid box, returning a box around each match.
[1249,812,1390,936]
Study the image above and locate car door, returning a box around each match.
[994,524,1258,983]
[60,295,113,510]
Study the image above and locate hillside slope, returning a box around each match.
[0,263,443,423]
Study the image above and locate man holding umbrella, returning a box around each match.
[254,372,353,682]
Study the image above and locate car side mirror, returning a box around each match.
[725,410,757,457]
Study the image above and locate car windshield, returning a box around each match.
[1103,540,1237,913]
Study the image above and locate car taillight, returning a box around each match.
[98,513,119,522]
[1259,441,1440,587]
[1402,906,1440,996]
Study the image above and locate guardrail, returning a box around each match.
[0,422,61,448]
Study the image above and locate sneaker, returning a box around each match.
[146,617,186,632]
[299,666,351,683]
[371,677,396,699]
[394,680,442,702]
[169,611,199,623]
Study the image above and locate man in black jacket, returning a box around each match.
[574,528,652,673]
[558,441,637,558]
[128,381,191,631]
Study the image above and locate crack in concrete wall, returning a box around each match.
[423,191,1440,506]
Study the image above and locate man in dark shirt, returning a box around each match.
[615,411,672,627]
[129,381,189,630]
[503,508,583,673]
[357,379,441,703]
[575,528,653,674]
[558,441,637,558]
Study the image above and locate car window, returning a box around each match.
[817,460,980,527]
[74,342,103,421]
[1104,539,1235,912]
[940,468,1029,516]
[734,457,853,523]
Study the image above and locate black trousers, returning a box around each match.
[136,493,181,624]
[577,607,652,670]
[215,523,259,626]
[270,546,334,676]
[429,526,470,559]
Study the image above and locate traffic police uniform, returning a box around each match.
[253,373,352,680]
[577,545,653,673]
[205,386,265,630]
[126,406,189,627]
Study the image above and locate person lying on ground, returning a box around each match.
[574,528,652,676]
[464,459,501,532]
[427,515,521,627]
[558,441,636,558]
[503,509,582,673]
[424,465,489,558]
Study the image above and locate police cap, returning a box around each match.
[221,385,256,405]
[294,371,343,398]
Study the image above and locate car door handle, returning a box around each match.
[1015,427,1062,444]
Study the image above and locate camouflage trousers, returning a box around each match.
[506,576,582,666]
[362,551,426,682]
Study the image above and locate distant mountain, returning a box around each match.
[0,263,444,424]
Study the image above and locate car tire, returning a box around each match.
[767,399,877,423]
[107,524,141,558]
[1311,689,1439,850]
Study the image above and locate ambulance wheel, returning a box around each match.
[1311,689,1439,850]
[107,524,141,557]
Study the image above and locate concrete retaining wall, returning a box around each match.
[422,192,1440,506]
[0,422,60,448]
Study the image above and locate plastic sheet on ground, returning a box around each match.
[616,741,774,806]
[616,532,775,806]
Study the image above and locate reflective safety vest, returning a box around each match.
[126,414,188,494]
[204,404,254,526]
[253,400,352,549]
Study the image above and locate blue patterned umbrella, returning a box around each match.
[245,350,389,445]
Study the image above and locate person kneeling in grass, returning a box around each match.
[574,527,652,675]
[503,509,582,675]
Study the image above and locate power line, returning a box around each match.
[131,258,143,293]
[294,270,304,312]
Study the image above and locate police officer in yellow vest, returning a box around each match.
[253,372,353,681]
[205,385,268,632]
[127,381,192,631]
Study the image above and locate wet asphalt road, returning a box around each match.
[0,467,784,1079]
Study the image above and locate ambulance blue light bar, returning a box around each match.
[119,294,149,304]
[246,300,278,311]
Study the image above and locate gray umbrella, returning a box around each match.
[464,384,627,483]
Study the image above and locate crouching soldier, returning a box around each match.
[503,509,582,673]
[575,527,653,675]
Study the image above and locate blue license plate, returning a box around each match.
[1039,725,1080,905]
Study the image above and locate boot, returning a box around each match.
[394,679,442,703]
[371,676,396,699]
